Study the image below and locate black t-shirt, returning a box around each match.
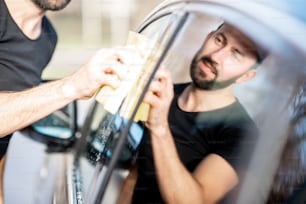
[0,0,57,159]
[132,83,258,204]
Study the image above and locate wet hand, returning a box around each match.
[68,47,140,99]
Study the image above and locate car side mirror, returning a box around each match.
[30,101,78,149]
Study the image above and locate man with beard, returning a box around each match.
[0,0,129,202]
[118,23,267,204]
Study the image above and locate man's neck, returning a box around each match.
[178,84,236,112]
[5,0,46,40]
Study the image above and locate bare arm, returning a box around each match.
[116,164,138,204]
[151,130,238,204]
[143,68,238,204]
[0,48,131,137]
[0,79,75,137]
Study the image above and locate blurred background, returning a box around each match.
[44,0,163,79]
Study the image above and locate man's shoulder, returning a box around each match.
[229,101,254,122]
[42,16,58,39]
[224,101,259,135]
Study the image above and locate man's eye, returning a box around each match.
[215,36,223,45]
[232,50,242,61]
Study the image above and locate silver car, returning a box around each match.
[14,0,306,203]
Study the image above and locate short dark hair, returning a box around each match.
[255,43,268,64]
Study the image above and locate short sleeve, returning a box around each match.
[211,122,258,174]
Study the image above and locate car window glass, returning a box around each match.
[76,3,306,204]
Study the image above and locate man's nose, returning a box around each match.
[210,46,229,64]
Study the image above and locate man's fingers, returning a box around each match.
[148,80,163,95]
[102,74,121,89]
[143,90,159,106]
[112,46,143,65]
[107,62,127,80]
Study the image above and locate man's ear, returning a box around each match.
[235,69,257,84]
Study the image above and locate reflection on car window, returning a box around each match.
[266,81,306,203]
[85,110,144,167]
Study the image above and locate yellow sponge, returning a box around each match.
[95,31,163,121]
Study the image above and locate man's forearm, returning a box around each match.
[150,128,205,204]
[0,78,78,137]
[0,47,134,137]
[117,165,138,204]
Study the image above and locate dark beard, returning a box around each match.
[32,0,71,11]
[189,53,237,90]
